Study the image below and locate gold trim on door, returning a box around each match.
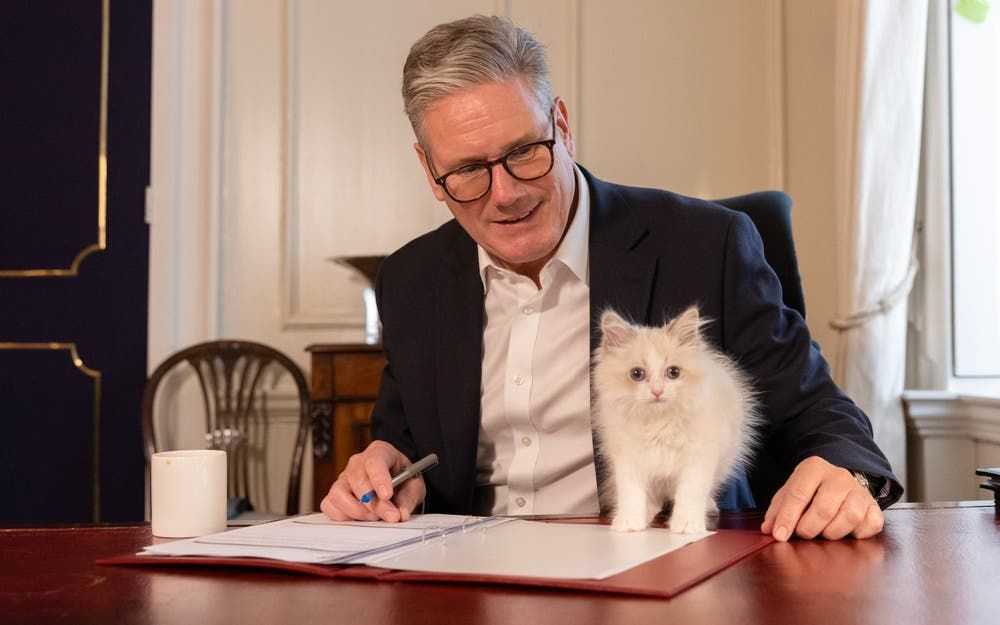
[0,0,110,278]
[0,342,103,521]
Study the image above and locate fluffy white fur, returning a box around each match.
[592,306,760,533]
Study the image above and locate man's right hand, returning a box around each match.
[319,440,426,523]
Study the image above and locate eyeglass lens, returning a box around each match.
[444,142,554,202]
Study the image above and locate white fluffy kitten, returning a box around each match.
[592,306,760,533]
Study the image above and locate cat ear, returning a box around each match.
[600,310,636,349]
[667,306,704,346]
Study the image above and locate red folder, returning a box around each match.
[97,529,773,599]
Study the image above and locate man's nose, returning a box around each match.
[489,163,523,205]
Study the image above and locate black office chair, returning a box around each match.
[142,340,310,516]
[712,191,806,319]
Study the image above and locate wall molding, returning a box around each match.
[280,1,358,329]
[904,391,1000,444]
[148,0,229,368]
[904,390,1000,501]
[0,0,110,278]
[0,343,102,520]
[765,0,786,191]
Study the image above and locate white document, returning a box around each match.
[141,513,710,579]
[370,519,710,580]
[142,513,509,565]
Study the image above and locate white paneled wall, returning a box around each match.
[282,1,483,329]
[150,0,870,510]
[151,0,787,368]
[576,1,784,196]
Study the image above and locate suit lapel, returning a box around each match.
[586,170,659,352]
[434,230,484,511]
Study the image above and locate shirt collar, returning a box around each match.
[478,164,591,290]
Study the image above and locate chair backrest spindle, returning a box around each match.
[142,340,310,516]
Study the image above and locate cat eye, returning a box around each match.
[665,366,681,379]
[629,367,646,381]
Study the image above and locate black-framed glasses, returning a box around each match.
[428,109,557,203]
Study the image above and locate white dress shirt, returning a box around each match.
[474,165,600,516]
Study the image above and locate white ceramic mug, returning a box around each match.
[151,449,227,538]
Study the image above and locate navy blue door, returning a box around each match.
[0,0,151,522]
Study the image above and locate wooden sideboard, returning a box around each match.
[306,343,385,509]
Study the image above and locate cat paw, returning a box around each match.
[611,515,650,532]
[668,515,707,534]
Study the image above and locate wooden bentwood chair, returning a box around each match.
[142,340,310,516]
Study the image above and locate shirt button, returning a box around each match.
[521,305,534,315]
[515,497,527,508]
[513,374,526,386]
[521,436,532,447]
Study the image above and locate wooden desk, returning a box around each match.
[306,344,385,508]
[2,503,999,625]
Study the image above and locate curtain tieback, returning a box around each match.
[829,258,919,331]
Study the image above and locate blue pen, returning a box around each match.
[358,453,439,504]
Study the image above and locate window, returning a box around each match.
[950,8,1000,381]
[909,3,1000,397]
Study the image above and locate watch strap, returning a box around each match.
[852,470,891,504]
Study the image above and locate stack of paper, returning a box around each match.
[142,514,509,566]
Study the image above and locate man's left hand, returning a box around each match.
[761,456,884,541]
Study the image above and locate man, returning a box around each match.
[321,15,902,541]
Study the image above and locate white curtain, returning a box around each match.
[830,0,929,493]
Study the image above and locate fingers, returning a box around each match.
[799,476,867,540]
[392,478,427,521]
[373,478,426,523]
[350,451,396,503]
[790,465,856,539]
[320,474,380,522]
[850,503,885,540]
[319,441,427,523]
[761,457,828,541]
[760,495,778,535]
[810,486,873,540]
[760,456,885,541]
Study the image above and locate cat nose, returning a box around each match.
[651,389,662,399]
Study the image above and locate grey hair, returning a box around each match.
[402,15,554,145]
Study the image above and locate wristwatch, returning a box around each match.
[852,470,872,493]
[852,470,890,504]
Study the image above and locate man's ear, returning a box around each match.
[414,142,447,202]
[554,97,575,159]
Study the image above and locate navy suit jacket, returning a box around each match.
[371,167,902,513]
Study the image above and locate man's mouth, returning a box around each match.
[497,206,535,224]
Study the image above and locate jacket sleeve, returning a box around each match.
[368,257,419,463]
[720,212,903,507]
